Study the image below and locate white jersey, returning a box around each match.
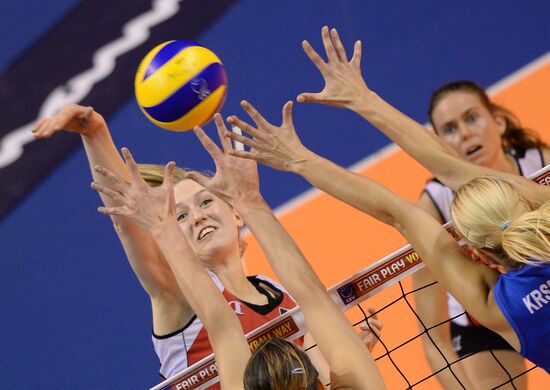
[423,147,545,325]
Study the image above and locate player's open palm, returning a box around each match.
[92,147,177,232]
[223,100,310,173]
[298,26,369,110]
[189,114,260,207]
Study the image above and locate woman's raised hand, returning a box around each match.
[298,26,369,110]
[32,103,107,139]
[188,113,262,207]
[222,100,311,173]
[91,147,177,231]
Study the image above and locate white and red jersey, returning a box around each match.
[152,273,299,384]
[423,147,545,325]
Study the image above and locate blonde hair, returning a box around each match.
[451,176,549,267]
[243,338,318,390]
[138,163,188,187]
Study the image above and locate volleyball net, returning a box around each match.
[151,165,550,390]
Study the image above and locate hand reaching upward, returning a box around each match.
[91,147,177,232]
[188,113,262,208]
[222,100,312,174]
[298,26,369,110]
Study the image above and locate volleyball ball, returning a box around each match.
[135,40,228,131]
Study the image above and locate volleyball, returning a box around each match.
[134,40,228,131]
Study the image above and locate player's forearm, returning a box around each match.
[290,150,401,227]
[82,124,143,235]
[397,210,499,325]
[235,196,326,301]
[351,91,479,191]
[81,125,131,184]
[425,342,473,389]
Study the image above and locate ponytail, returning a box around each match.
[451,177,548,268]
[501,201,550,265]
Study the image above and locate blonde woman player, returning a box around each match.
[32,105,381,388]
[221,27,550,379]
[88,121,386,389]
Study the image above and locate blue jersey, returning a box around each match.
[493,262,550,373]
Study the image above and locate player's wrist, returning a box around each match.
[233,192,268,215]
[287,147,317,175]
[290,148,321,176]
[80,119,108,138]
[149,217,181,240]
[348,89,380,115]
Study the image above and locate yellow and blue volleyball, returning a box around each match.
[135,40,228,131]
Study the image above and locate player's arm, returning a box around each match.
[33,104,192,334]
[293,147,510,336]
[349,90,549,202]
[92,149,250,389]
[413,194,472,389]
[238,199,385,389]
[293,147,508,332]
[296,27,550,203]
[223,101,516,346]
[303,309,383,389]
[302,333,331,388]
[189,115,386,390]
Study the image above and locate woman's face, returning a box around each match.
[173,179,243,264]
[431,91,506,167]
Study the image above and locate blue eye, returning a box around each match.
[177,212,188,222]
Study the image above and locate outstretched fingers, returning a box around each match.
[91,181,136,215]
[226,115,261,140]
[227,149,257,162]
[330,28,348,62]
[31,118,49,138]
[240,100,269,128]
[121,147,145,187]
[93,165,127,192]
[213,113,233,153]
[161,161,177,214]
[193,125,223,161]
[185,170,212,188]
[97,204,136,218]
[282,101,294,127]
[161,161,176,189]
[302,39,326,73]
[91,181,123,201]
[321,25,340,62]
[350,40,362,70]
[224,128,255,150]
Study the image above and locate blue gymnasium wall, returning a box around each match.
[1,1,549,388]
